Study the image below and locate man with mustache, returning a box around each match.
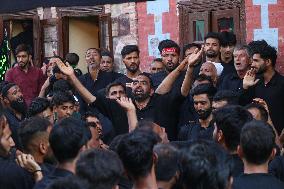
[5,44,45,106]
[2,83,27,148]
[115,45,142,86]
[178,83,216,141]
[241,40,284,135]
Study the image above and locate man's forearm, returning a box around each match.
[155,69,181,95]
[68,74,96,104]
[181,66,194,97]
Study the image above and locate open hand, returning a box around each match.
[187,46,204,68]
[116,97,136,112]
[51,58,74,76]
[243,69,259,89]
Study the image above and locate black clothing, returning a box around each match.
[33,168,73,189]
[150,70,185,89]
[118,177,133,189]
[178,120,214,141]
[4,108,24,149]
[239,72,284,134]
[178,95,198,128]
[91,91,185,140]
[41,163,56,177]
[229,154,244,177]
[114,74,133,85]
[0,156,34,189]
[269,155,284,182]
[218,72,243,95]
[233,173,284,189]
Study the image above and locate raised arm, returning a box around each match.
[155,58,188,95]
[53,58,96,104]
[181,47,203,97]
[116,97,138,132]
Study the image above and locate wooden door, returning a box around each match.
[99,13,113,53]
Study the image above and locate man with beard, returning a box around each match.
[115,45,142,86]
[178,83,216,141]
[18,117,55,175]
[218,44,251,95]
[5,44,45,106]
[53,57,192,140]
[151,39,184,88]
[203,32,224,77]
[240,40,284,134]
[2,83,27,148]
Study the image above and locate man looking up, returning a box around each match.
[5,44,45,106]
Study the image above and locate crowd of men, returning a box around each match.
[0,31,284,189]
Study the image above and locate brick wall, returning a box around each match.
[245,0,284,74]
[137,0,179,72]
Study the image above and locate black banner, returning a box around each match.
[0,0,151,13]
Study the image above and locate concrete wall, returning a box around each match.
[245,0,284,74]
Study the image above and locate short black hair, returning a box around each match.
[154,144,179,181]
[245,103,269,122]
[86,48,101,57]
[76,149,123,189]
[121,45,140,58]
[53,79,73,93]
[65,53,79,67]
[105,82,126,96]
[213,90,239,105]
[47,176,89,189]
[83,111,99,121]
[101,50,114,59]
[18,116,51,153]
[108,134,127,152]
[219,31,237,47]
[191,83,217,101]
[50,117,91,163]
[248,40,277,66]
[240,120,275,165]
[0,81,10,95]
[51,91,75,107]
[183,43,201,57]
[27,97,51,117]
[117,130,159,180]
[158,39,180,55]
[15,44,32,55]
[1,83,17,97]
[213,105,252,152]
[179,140,231,189]
[204,32,221,44]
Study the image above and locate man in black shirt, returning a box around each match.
[178,84,216,141]
[240,40,284,134]
[219,31,237,83]
[233,120,284,189]
[213,105,252,177]
[0,105,36,189]
[33,117,91,189]
[218,44,251,94]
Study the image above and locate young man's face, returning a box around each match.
[5,85,26,115]
[193,94,212,120]
[251,54,268,74]
[107,85,126,100]
[161,51,179,72]
[54,102,75,121]
[16,51,31,69]
[233,49,251,72]
[123,51,140,73]
[86,116,103,149]
[212,100,228,111]
[220,45,235,60]
[100,56,114,72]
[37,107,54,124]
[204,38,220,59]
[0,116,15,157]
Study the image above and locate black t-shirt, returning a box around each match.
[229,154,244,177]
[33,168,73,189]
[269,155,284,182]
[233,173,284,189]
[0,157,34,189]
[178,120,214,141]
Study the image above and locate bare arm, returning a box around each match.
[181,47,203,97]
[155,58,188,95]
[53,58,96,104]
[38,77,50,98]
